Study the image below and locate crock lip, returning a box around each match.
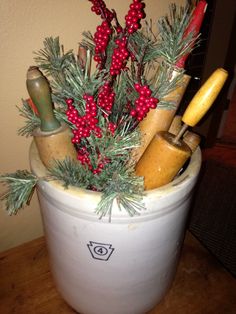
[29,140,202,199]
[29,140,202,222]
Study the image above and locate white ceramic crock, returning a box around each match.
[29,141,201,314]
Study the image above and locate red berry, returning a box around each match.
[93,20,113,66]
[97,82,115,116]
[65,95,102,145]
[129,84,159,122]
[125,0,145,34]
[110,37,130,76]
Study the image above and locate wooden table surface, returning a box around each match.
[0,232,235,314]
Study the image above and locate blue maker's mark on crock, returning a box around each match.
[87,241,115,261]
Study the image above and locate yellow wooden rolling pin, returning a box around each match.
[135,68,228,190]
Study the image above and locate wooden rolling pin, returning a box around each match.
[168,115,182,135]
[135,68,228,190]
[169,115,201,153]
[131,73,191,163]
[183,131,201,153]
[26,67,77,168]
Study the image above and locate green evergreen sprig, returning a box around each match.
[46,154,144,221]
[0,171,38,215]
[128,23,159,66]
[35,37,106,110]
[34,37,74,78]
[81,31,95,55]
[157,3,200,66]
[17,99,40,137]
[151,63,185,109]
[47,158,92,189]
[95,162,145,221]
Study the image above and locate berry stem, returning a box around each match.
[137,45,148,83]
[111,9,123,33]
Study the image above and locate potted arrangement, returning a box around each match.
[0,1,227,313]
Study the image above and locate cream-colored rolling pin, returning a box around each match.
[131,73,191,163]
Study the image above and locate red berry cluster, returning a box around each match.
[77,148,110,175]
[108,122,117,134]
[130,84,159,121]
[98,82,115,115]
[125,0,145,34]
[110,37,129,76]
[94,21,112,65]
[77,147,92,168]
[89,0,114,22]
[65,97,102,144]
[93,153,111,174]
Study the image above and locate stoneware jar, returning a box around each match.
[29,141,201,314]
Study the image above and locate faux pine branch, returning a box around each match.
[17,99,40,137]
[95,161,145,221]
[0,171,38,215]
[34,37,74,78]
[157,3,197,65]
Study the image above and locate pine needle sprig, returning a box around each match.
[37,54,85,108]
[34,37,97,109]
[47,158,93,189]
[95,161,145,221]
[109,72,136,122]
[63,61,105,104]
[87,124,140,163]
[47,154,145,221]
[128,27,159,65]
[17,99,69,137]
[34,37,105,113]
[34,37,73,78]
[81,31,95,55]
[0,170,38,215]
[17,99,40,137]
[150,62,185,109]
[156,3,200,66]
[53,108,75,128]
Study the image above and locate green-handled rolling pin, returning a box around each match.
[26,66,61,132]
[26,67,77,167]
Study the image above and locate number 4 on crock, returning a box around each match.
[87,241,115,261]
